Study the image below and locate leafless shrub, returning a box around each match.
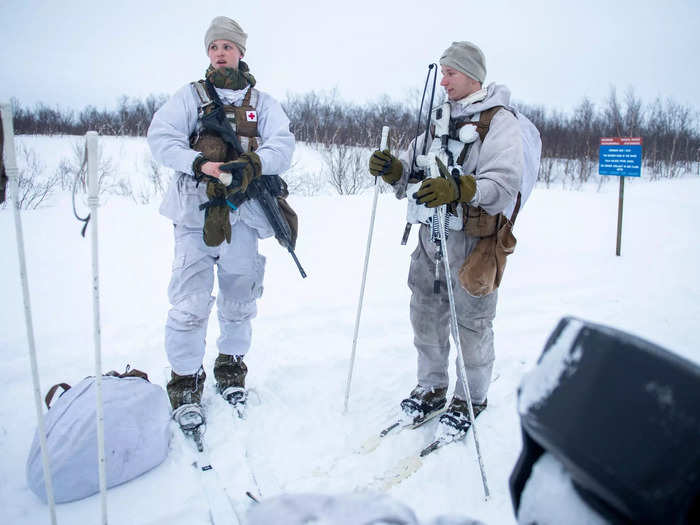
[147,154,167,195]
[538,157,556,188]
[317,143,372,195]
[281,159,325,196]
[11,144,60,209]
[60,140,117,204]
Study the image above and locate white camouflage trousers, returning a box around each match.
[408,223,497,404]
[165,221,265,375]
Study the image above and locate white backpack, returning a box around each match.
[506,107,541,219]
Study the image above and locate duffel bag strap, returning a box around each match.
[45,383,71,409]
[120,366,149,382]
[104,365,150,382]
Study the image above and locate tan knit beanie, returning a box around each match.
[204,16,247,55]
[439,41,486,83]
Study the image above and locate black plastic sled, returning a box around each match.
[510,317,700,524]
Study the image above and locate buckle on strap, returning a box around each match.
[192,81,217,118]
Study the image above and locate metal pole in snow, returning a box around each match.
[435,206,490,500]
[616,175,624,256]
[86,131,108,524]
[2,103,58,524]
[343,126,390,414]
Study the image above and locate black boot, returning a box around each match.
[400,385,447,422]
[437,397,487,438]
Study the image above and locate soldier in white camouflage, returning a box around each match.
[369,41,524,438]
[148,16,294,427]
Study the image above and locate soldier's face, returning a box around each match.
[208,40,243,70]
[440,66,481,101]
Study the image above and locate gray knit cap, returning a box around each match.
[439,41,486,83]
[204,16,247,55]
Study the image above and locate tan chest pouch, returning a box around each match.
[463,204,500,237]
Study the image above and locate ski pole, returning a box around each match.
[86,131,108,524]
[343,126,390,414]
[435,205,490,500]
[2,103,58,524]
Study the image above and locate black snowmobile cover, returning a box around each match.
[510,317,700,524]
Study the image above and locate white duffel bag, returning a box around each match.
[26,367,171,503]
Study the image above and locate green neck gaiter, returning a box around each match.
[205,60,257,90]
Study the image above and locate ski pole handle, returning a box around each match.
[86,132,99,202]
[380,125,389,151]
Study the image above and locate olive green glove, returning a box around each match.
[413,157,476,208]
[201,152,262,247]
[192,154,208,182]
[368,149,403,185]
[220,151,262,194]
[203,180,232,247]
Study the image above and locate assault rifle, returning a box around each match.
[200,80,307,278]
[224,168,306,278]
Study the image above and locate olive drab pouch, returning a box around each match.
[269,175,298,248]
[459,194,520,297]
[277,197,298,248]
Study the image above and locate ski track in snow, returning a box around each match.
[1,136,699,524]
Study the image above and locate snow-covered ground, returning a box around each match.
[1,136,699,524]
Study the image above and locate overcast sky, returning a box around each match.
[1,0,699,115]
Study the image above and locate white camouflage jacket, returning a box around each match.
[396,83,523,219]
[147,83,295,238]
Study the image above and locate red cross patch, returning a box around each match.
[246,111,257,122]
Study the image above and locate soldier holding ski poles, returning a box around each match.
[369,41,527,445]
[147,16,296,437]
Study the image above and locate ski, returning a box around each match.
[164,367,247,524]
[367,424,472,491]
[361,376,499,455]
[420,431,465,457]
[178,427,243,525]
[359,407,447,454]
[224,397,264,502]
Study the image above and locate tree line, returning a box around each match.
[10,87,700,179]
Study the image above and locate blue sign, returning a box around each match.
[599,138,642,177]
